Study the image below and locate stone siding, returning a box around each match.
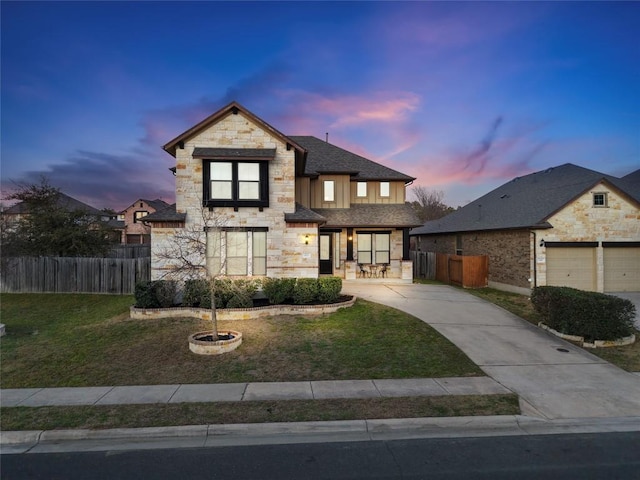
[153,110,319,280]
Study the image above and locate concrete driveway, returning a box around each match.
[342,282,640,420]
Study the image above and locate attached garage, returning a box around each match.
[603,243,640,292]
[545,243,597,292]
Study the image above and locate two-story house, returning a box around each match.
[117,198,170,244]
[410,164,640,294]
[144,101,421,281]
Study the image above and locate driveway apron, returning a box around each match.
[342,282,640,420]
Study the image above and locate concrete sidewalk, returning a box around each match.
[1,376,510,408]
[342,282,640,420]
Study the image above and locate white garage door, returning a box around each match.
[604,247,640,292]
[546,247,597,291]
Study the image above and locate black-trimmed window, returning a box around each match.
[203,160,269,208]
[356,231,390,264]
[207,228,268,276]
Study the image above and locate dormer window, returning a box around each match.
[593,192,608,207]
[357,182,367,197]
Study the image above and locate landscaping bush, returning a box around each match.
[293,278,319,304]
[134,280,176,308]
[531,286,636,341]
[262,277,296,305]
[182,279,211,308]
[318,276,342,304]
[212,278,260,308]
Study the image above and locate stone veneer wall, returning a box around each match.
[533,182,640,292]
[152,110,319,280]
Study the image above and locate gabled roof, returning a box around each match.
[314,204,422,228]
[121,198,170,214]
[5,192,104,217]
[411,163,640,236]
[162,101,306,158]
[290,136,416,183]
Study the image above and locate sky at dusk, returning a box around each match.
[2,1,639,212]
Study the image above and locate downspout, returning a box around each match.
[531,231,537,289]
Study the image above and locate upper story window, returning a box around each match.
[324,180,335,202]
[593,192,608,207]
[134,211,149,223]
[356,182,367,197]
[204,160,269,208]
[380,182,390,197]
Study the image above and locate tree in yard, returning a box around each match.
[1,178,115,257]
[153,202,228,341]
[409,186,455,224]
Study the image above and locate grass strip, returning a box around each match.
[0,394,519,431]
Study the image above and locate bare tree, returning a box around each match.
[154,202,227,340]
[409,186,454,224]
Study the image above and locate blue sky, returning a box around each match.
[2,1,638,211]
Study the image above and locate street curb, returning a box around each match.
[4,415,640,453]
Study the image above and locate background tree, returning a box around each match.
[1,178,115,257]
[409,186,455,224]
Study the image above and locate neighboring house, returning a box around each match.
[117,198,170,244]
[410,164,640,294]
[144,101,420,281]
[4,191,112,223]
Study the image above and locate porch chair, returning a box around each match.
[358,263,369,278]
[379,264,388,278]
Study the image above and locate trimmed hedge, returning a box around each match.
[318,276,343,304]
[531,286,636,341]
[135,277,344,309]
[262,277,296,305]
[134,280,177,308]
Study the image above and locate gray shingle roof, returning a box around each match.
[313,204,422,228]
[5,192,104,216]
[142,204,186,223]
[411,163,639,236]
[285,203,327,224]
[289,136,415,182]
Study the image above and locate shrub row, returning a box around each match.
[134,276,343,309]
[530,286,636,341]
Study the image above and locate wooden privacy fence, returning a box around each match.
[412,251,488,288]
[1,256,150,294]
[411,251,436,280]
[437,253,488,288]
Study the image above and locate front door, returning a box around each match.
[319,233,332,274]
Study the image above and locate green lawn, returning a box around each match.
[1,293,517,430]
[1,293,482,388]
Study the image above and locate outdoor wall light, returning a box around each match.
[539,239,545,247]
[305,234,309,245]
[348,235,353,241]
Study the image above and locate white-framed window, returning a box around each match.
[324,180,335,202]
[593,192,608,207]
[356,232,390,264]
[204,160,268,208]
[207,229,267,276]
[356,182,367,197]
[380,182,390,197]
